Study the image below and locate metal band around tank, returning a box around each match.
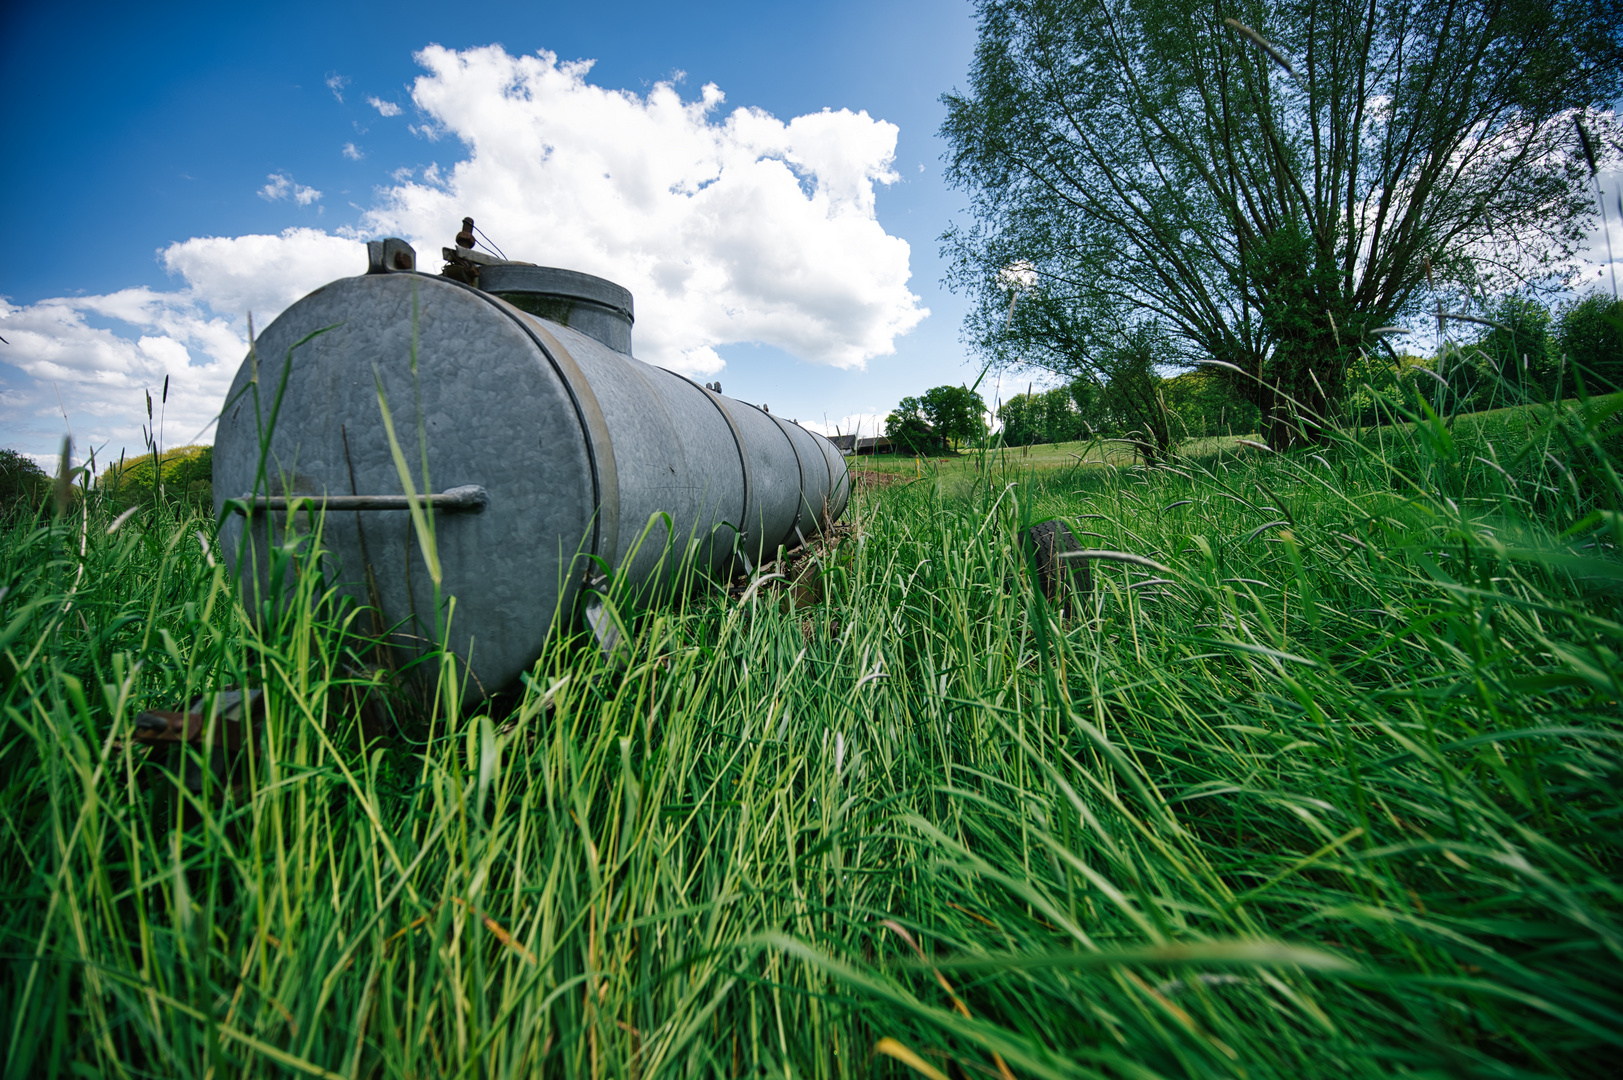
[759,408,811,551]
[807,422,835,529]
[650,367,755,569]
[790,420,833,541]
[614,359,696,561]
[480,292,621,577]
[693,387,753,558]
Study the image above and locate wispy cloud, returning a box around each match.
[367,96,402,117]
[259,172,322,206]
[342,142,364,161]
[325,72,349,102]
[0,229,360,460]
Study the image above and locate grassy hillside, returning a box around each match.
[98,443,214,506]
[1,390,1620,1077]
[857,432,1252,475]
[859,392,1623,479]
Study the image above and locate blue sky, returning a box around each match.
[4,2,1618,470]
[0,0,990,465]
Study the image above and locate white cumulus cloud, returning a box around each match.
[361,44,926,371]
[367,96,402,117]
[1,44,926,461]
[342,142,364,160]
[0,229,363,462]
[259,172,322,206]
[161,228,362,323]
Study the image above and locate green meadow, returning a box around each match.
[3,392,1622,1078]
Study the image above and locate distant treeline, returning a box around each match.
[1345,294,1623,424]
[1,444,215,519]
[994,293,1623,450]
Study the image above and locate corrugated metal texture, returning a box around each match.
[214,266,849,695]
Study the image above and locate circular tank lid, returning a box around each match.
[478,264,634,323]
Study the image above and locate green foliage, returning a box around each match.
[1342,350,1431,426]
[1467,295,1560,405]
[5,392,1623,1076]
[1558,291,1623,392]
[995,391,1039,446]
[885,395,938,454]
[998,385,1088,445]
[1161,368,1260,439]
[1000,353,1260,450]
[1242,219,1364,437]
[888,386,990,454]
[943,0,1622,447]
[1096,324,1175,461]
[919,384,987,449]
[1067,375,1101,428]
[0,448,48,518]
[101,443,214,506]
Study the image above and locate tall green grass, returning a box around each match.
[3,388,1621,1078]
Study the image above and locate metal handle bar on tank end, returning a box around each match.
[229,485,489,514]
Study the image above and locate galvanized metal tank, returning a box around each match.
[213,239,849,694]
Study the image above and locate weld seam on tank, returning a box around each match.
[760,408,812,552]
[780,415,813,549]
[488,297,622,575]
[805,427,843,531]
[807,423,837,535]
[430,278,621,573]
[832,439,849,520]
[614,359,702,572]
[686,380,753,564]
[807,419,834,530]
[739,399,795,558]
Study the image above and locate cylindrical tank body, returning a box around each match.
[213,248,849,694]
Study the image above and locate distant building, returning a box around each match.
[829,433,898,455]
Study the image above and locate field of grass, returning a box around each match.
[850,434,1245,476]
[3,390,1622,1078]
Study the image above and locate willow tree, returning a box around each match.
[943,0,1622,447]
